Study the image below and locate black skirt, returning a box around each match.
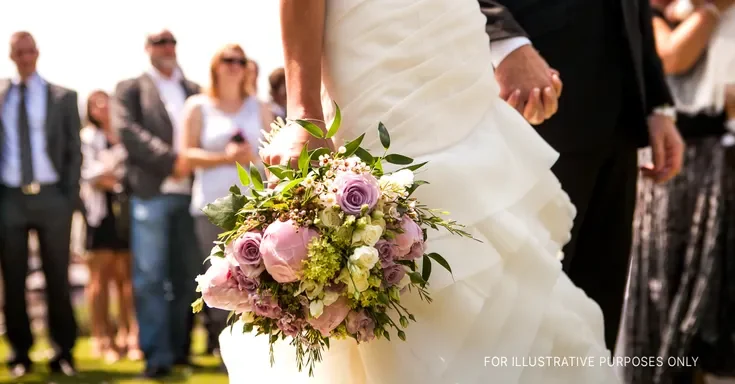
[621,123,735,382]
[86,192,129,251]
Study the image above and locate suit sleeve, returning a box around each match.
[479,0,528,41]
[111,79,176,177]
[639,0,674,113]
[63,90,82,200]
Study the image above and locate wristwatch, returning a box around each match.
[652,105,677,123]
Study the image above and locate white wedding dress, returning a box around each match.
[220,0,621,382]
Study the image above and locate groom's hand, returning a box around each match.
[495,45,562,125]
[641,114,684,183]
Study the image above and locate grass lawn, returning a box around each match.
[0,329,229,384]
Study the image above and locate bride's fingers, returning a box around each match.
[523,88,543,125]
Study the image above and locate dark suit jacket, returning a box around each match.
[110,74,200,198]
[479,0,674,151]
[0,78,82,200]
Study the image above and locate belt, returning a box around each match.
[0,181,58,196]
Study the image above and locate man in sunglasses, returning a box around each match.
[110,28,201,379]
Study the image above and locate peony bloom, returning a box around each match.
[307,295,351,337]
[333,172,380,215]
[195,257,252,312]
[260,220,319,283]
[394,216,424,260]
[346,310,376,343]
[230,231,265,277]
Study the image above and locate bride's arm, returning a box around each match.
[280,0,326,129]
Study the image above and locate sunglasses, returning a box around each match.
[221,57,248,67]
[149,37,177,46]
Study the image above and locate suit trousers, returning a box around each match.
[0,184,78,363]
[553,133,638,353]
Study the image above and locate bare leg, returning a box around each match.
[114,250,142,361]
[86,250,116,359]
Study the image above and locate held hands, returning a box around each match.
[641,114,685,183]
[494,45,563,125]
[225,141,254,166]
[172,155,191,179]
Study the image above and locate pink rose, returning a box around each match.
[195,257,252,312]
[346,310,376,343]
[394,216,424,260]
[260,219,319,283]
[307,295,351,337]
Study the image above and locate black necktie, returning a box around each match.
[18,83,35,186]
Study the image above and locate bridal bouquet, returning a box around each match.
[191,105,474,375]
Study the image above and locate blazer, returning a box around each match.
[110,73,200,198]
[479,0,674,151]
[0,78,81,200]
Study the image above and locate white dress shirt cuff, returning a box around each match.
[490,37,532,68]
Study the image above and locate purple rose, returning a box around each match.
[375,239,397,267]
[382,263,407,287]
[346,310,376,343]
[230,231,265,277]
[260,220,319,283]
[277,313,305,338]
[333,172,380,215]
[230,267,260,295]
[406,241,425,261]
[195,257,252,313]
[394,216,424,260]
[253,292,283,319]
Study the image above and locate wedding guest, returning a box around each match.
[621,1,735,382]
[247,59,259,95]
[111,28,201,379]
[268,67,286,120]
[180,43,271,364]
[0,31,81,378]
[80,90,142,364]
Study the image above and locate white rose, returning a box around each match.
[310,300,325,318]
[240,312,255,323]
[389,169,414,187]
[349,265,371,293]
[298,280,324,300]
[322,290,340,306]
[319,208,342,228]
[362,224,383,246]
[349,246,380,270]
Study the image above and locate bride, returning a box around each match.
[219,0,621,382]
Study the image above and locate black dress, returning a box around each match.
[85,142,129,251]
[620,10,735,382]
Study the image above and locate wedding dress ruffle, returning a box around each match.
[220,0,620,382]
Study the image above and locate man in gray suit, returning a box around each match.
[110,28,201,379]
[0,31,81,378]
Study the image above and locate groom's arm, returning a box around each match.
[638,0,675,114]
[479,0,532,67]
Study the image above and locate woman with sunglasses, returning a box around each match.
[180,43,273,360]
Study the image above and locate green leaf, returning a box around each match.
[354,147,374,165]
[408,271,426,286]
[243,323,254,333]
[229,185,241,195]
[378,122,390,149]
[298,144,310,178]
[276,177,305,195]
[249,163,264,191]
[309,147,332,162]
[421,256,432,282]
[236,162,250,186]
[399,161,428,172]
[326,103,342,139]
[427,253,452,274]
[407,180,429,195]
[202,193,246,230]
[384,154,413,165]
[267,165,291,180]
[294,119,325,139]
[342,133,365,158]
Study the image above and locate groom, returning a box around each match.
[480,0,684,351]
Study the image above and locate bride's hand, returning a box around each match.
[260,119,335,177]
